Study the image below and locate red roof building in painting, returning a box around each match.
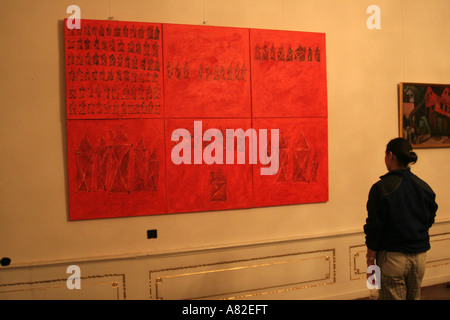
[424,86,450,137]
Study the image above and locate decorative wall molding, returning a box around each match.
[149,249,335,300]
[0,273,126,300]
[349,245,367,281]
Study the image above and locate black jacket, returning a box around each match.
[364,168,437,253]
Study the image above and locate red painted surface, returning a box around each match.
[67,119,166,220]
[165,118,253,214]
[252,118,328,207]
[65,19,163,120]
[250,29,327,118]
[163,24,251,118]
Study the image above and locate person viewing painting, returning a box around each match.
[364,137,438,300]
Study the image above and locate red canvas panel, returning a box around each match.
[65,19,163,119]
[67,119,166,220]
[165,118,253,213]
[163,24,251,118]
[252,118,328,207]
[250,29,327,118]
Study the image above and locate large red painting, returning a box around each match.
[65,19,328,220]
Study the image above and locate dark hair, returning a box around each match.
[386,138,418,167]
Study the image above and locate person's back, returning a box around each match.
[367,169,436,253]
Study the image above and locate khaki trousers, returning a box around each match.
[376,251,427,300]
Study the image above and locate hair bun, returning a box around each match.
[407,150,418,164]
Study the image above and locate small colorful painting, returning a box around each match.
[399,83,450,148]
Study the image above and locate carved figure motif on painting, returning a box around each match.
[74,126,159,194]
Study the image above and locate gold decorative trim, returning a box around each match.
[149,249,335,300]
[0,273,126,300]
[225,277,334,300]
[349,245,367,280]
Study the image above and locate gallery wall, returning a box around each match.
[0,0,449,266]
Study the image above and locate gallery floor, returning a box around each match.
[420,283,450,300]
